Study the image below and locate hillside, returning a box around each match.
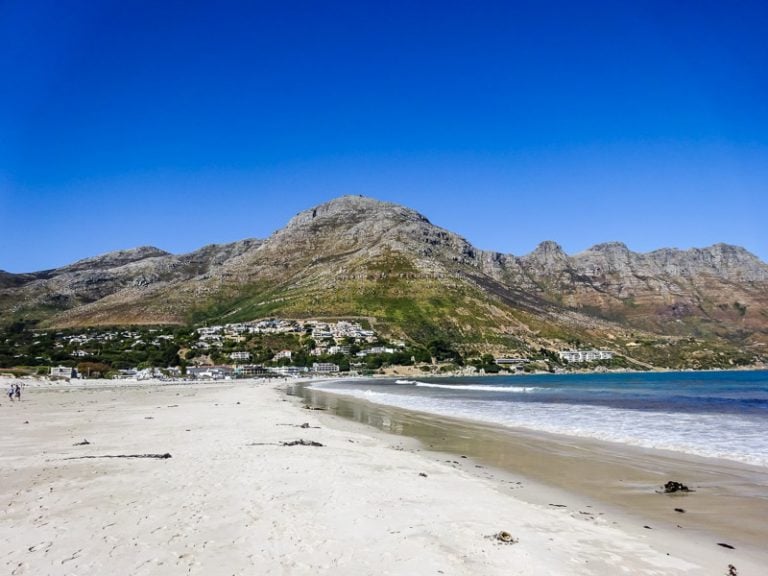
[2,195,766,368]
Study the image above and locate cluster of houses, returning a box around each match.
[53,329,175,358]
[188,361,342,380]
[558,349,614,363]
[196,319,411,367]
[45,319,396,381]
[49,361,343,381]
[194,319,382,353]
[196,319,377,340]
[44,319,616,380]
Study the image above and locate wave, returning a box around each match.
[415,382,540,393]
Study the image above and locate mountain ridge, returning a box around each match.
[1,195,766,368]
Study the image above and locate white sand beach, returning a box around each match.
[1,379,765,575]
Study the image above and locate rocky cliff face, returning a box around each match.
[514,240,768,338]
[1,195,766,365]
[0,239,263,324]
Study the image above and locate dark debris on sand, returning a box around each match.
[63,453,172,460]
[660,481,694,494]
[281,440,324,447]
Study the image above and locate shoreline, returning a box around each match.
[2,379,767,574]
[374,365,768,377]
[297,380,768,558]
[305,372,768,469]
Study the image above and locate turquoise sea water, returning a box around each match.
[311,370,768,467]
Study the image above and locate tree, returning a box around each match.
[427,338,463,364]
[77,362,111,378]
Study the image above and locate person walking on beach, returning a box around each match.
[7,383,14,402]
[14,383,21,401]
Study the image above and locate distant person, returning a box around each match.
[14,384,21,401]
[7,384,14,402]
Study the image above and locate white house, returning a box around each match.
[50,366,75,379]
[327,345,350,355]
[558,350,613,363]
[312,362,340,373]
[234,364,269,377]
[271,366,308,377]
[356,346,395,357]
[273,350,292,361]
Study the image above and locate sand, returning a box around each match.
[300,383,768,550]
[1,379,765,575]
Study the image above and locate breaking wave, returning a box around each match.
[414,382,540,393]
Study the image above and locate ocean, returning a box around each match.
[308,370,768,468]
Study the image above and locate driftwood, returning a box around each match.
[281,440,324,447]
[63,453,172,460]
[73,439,91,446]
[247,440,324,447]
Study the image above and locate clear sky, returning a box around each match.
[1,0,766,273]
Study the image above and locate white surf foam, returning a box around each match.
[318,386,768,468]
[415,382,540,393]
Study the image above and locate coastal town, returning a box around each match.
[0,318,618,381]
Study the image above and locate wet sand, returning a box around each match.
[299,382,768,566]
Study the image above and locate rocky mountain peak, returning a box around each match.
[572,242,634,276]
[262,195,458,265]
[648,243,768,281]
[283,195,430,231]
[60,246,171,272]
[521,241,570,275]
[589,241,630,254]
[525,240,567,261]
[532,240,565,254]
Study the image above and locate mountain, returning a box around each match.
[2,195,766,368]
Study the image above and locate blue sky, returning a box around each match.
[1,0,766,272]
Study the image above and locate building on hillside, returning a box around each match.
[234,364,269,377]
[230,351,252,362]
[495,357,530,365]
[187,366,234,380]
[356,346,395,357]
[558,350,613,363]
[327,345,350,355]
[312,362,340,373]
[136,367,164,380]
[270,366,308,377]
[50,366,75,379]
[273,350,292,361]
